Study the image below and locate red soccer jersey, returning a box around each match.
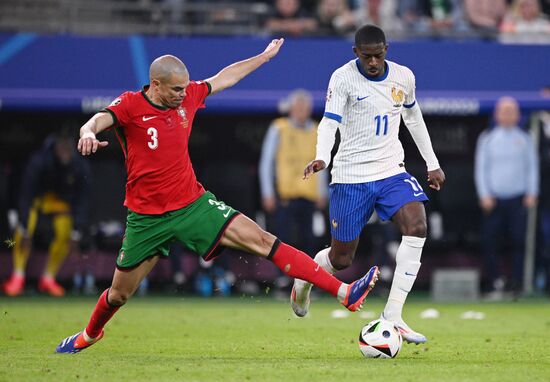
[104,81,210,214]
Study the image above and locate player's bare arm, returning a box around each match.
[206,38,284,95]
[427,168,446,191]
[78,112,113,155]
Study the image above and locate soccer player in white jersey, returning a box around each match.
[290,24,446,344]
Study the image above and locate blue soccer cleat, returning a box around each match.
[55,330,104,354]
[342,266,379,312]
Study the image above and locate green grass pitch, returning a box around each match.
[1,296,549,381]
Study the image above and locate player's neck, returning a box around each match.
[144,88,167,109]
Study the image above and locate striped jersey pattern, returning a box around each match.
[324,59,416,184]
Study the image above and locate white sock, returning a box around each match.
[383,236,425,320]
[83,329,95,342]
[337,283,349,302]
[304,248,347,303]
[314,247,337,274]
[295,248,336,290]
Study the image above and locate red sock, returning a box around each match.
[85,289,120,338]
[269,241,342,297]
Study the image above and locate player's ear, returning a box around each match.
[352,46,358,56]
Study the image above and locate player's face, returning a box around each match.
[154,72,190,109]
[353,43,388,78]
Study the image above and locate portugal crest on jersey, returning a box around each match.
[178,107,188,128]
[178,107,186,118]
[391,87,404,107]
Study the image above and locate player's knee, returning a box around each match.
[107,288,130,306]
[403,220,427,238]
[260,230,277,253]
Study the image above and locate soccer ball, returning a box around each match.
[358,319,402,359]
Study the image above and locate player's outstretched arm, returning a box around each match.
[206,38,284,95]
[78,112,113,156]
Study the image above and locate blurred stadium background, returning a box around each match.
[0,0,549,299]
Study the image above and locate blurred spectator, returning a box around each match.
[2,131,91,297]
[315,0,356,36]
[169,244,235,296]
[265,0,317,36]
[396,0,427,33]
[474,96,539,297]
[500,0,550,44]
[259,89,328,258]
[463,0,508,36]
[351,0,403,36]
[416,0,470,35]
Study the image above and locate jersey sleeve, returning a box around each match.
[403,69,416,109]
[103,92,132,126]
[186,81,211,110]
[323,72,347,123]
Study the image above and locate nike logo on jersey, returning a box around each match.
[142,116,157,121]
[223,208,232,218]
[414,192,424,197]
[356,96,370,101]
[405,272,417,276]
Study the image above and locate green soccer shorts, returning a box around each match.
[116,191,240,269]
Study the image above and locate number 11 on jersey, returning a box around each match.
[374,115,388,136]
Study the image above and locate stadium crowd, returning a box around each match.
[2,0,550,42]
[106,0,550,41]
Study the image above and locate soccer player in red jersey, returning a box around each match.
[56,39,379,354]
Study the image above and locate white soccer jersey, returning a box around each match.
[324,59,418,183]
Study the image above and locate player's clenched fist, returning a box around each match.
[303,159,326,180]
[78,132,108,155]
[427,168,445,191]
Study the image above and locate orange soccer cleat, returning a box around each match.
[56,330,104,354]
[38,276,65,297]
[2,274,25,296]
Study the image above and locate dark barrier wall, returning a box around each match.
[0,33,549,112]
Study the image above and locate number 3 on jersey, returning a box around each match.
[147,127,158,149]
[374,114,388,136]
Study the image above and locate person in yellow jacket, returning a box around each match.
[259,89,328,259]
[2,132,91,297]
